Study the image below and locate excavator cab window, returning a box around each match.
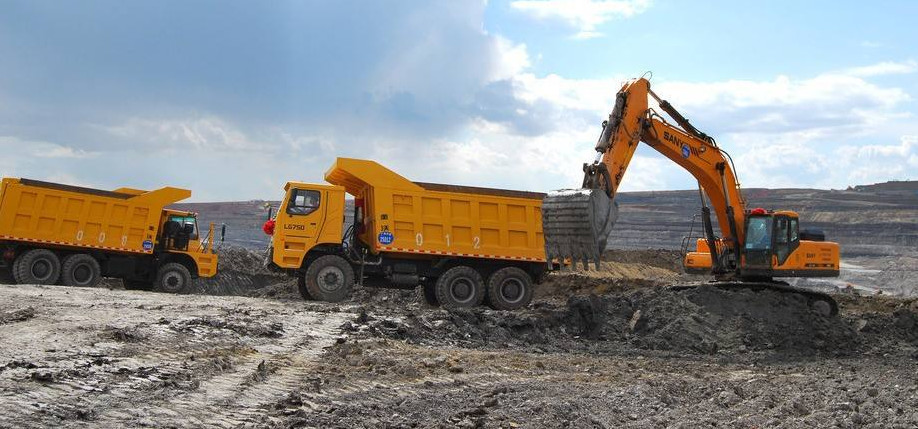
[744,217,772,250]
[743,216,773,268]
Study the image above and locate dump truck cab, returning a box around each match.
[157,209,218,278]
[266,182,346,271]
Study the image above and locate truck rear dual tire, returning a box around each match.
[486,267,533,311]
[14,249,61,285]
[435,266,485,309]
[60,254,102,287]
[304,255,354,303]
[154,263,192,294]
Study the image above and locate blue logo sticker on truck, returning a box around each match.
[681,144,691,159]
[142,240,154,251]
[378,231,394,245]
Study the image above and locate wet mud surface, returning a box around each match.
[1,249,917,428]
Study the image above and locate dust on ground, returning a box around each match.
[1,248,917,428]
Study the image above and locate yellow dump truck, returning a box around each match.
[264,158,547,309]
[0,178,220,292]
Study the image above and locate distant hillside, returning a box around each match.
[174,183,918,258]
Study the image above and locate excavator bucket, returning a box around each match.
[541,188,618,270]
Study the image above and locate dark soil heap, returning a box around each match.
[356,285,918,359]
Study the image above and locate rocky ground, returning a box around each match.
[1,249,917,428]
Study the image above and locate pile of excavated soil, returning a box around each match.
[190,245,293,297]
[353,285,918,358]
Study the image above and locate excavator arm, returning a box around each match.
[543,77,747,271]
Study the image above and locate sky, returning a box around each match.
[1,0,916,202]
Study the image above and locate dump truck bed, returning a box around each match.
[325,158,546,262]
[0,178,191,254]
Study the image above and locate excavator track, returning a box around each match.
[669,280,839,317]
[541,189,618,270]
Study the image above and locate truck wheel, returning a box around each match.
[297,275,315,301]
[417,282,439,307]
[11,255,25,284]
[154,263,192,293]
[60,254,102,287]
[305,255,354,302]
[435,266,484,309]
[487,267,533,310]
[15,249,61,285]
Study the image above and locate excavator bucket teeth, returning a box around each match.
[541,189,618,270]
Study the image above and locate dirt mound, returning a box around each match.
[191,246,292,297]
[602,249,685,272]
[354,285,904,358]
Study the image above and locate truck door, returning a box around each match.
[278,188,325,252]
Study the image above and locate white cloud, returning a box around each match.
[485,62,916,191]
[511,0,651,38]
[102,116,267,153]
[0,136,97,159]
[843,60,918,77]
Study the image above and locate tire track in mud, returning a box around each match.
[92,311,348,428]
[0,285,350,429]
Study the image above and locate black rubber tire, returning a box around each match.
[15,249,61,285]
[435,266,484,309]
[487,267,534,310]
[304,255,354,302]
[123,279,153,291]
[60,254,102,287]
[418,282,440,307]
[297,274,315,301]
[11,255,24,284]
[154,262,192,293]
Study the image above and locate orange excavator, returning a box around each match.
[542,77,841,314]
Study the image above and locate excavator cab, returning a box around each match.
[741,209,797,275]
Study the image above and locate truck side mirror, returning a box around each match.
[221,223,226,243]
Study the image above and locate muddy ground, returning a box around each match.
[1,249,917,428]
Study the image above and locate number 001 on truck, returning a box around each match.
[264,158,548,310]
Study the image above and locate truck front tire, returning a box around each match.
[435,266,484,309]
[304,255,354,302]
[60,254,102,287]
[487,267,533,310]
[297,275,315,300]
[15,249,61,285]
[155,263,192,293]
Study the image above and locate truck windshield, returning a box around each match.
[169,215,198,239]
[745,217,772,250]
[287,189,321,215]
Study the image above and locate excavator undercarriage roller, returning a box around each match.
[541,188,618,270]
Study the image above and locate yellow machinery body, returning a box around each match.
[0,178,217,280]
[267,158,547,310]
[270,158,546,270]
